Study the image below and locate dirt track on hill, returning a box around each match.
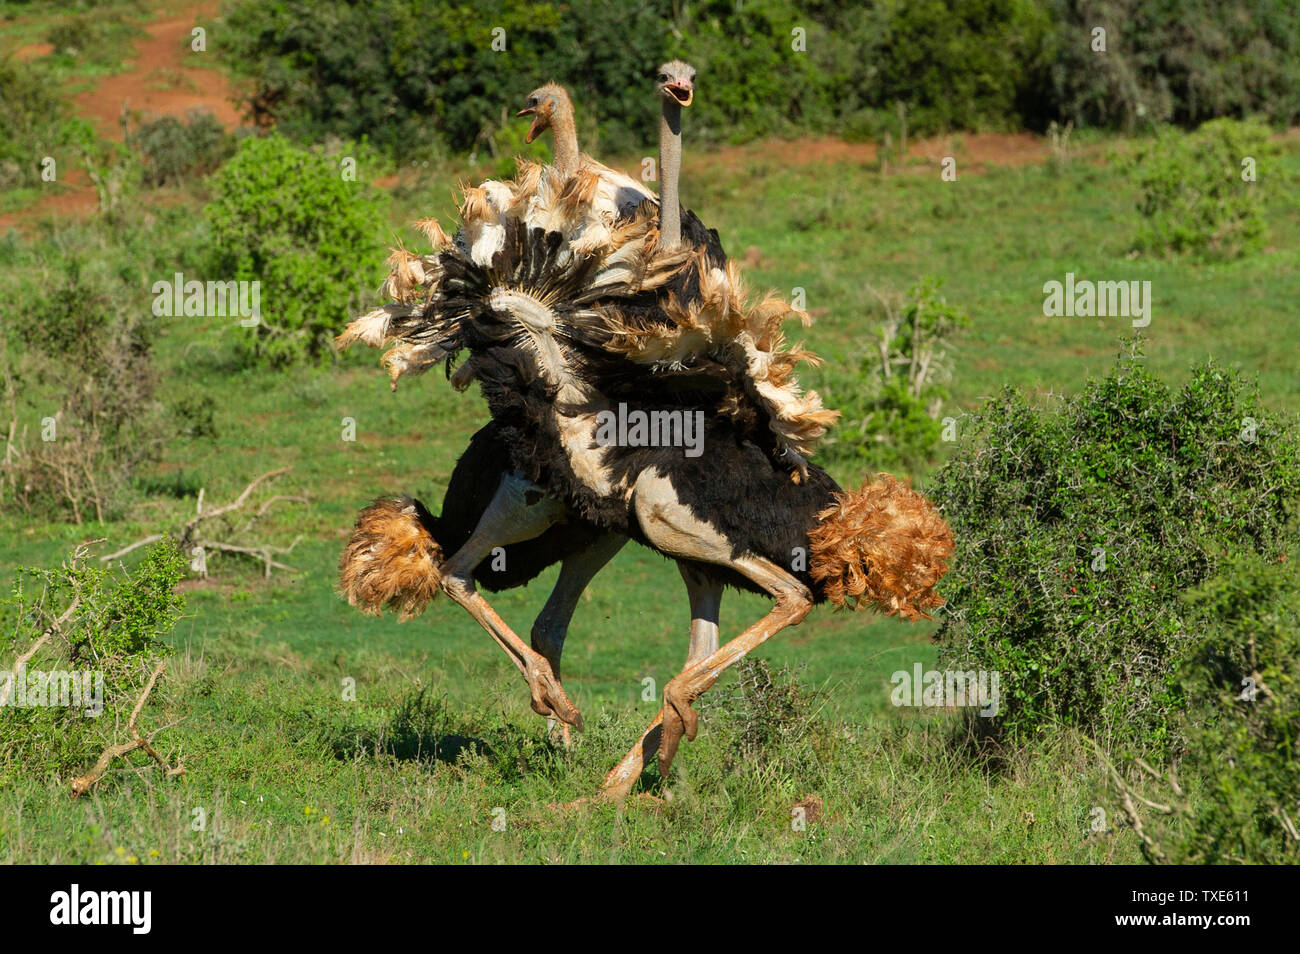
[1,0,1049,233]
[0,0,236,231]
[73,0,241,139]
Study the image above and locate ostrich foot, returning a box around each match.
[658,675,701,777]
[526,659,583,731]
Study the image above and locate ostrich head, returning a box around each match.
[517,82,573,144]
[655,60,695,108]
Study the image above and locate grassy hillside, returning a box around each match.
[4,129,1298,862]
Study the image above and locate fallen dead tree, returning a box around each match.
[70,661,185,798]
[101,467,306,578]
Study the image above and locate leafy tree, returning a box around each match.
[204,134,388,366]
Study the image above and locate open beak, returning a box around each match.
[517,106,542,143]
[665,83,693,107]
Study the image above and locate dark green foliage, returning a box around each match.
[932,341,1300,749]
[128,111,236,187]
[1125,117,1273,258]
[0,58,97,189]
[203,134,388,366]
[212,0,1299,151]
[1043,0,1300,132]
[171,393,218,441]
[673,0,838,142]
[217,0,671,157]
[868,0,1054,134]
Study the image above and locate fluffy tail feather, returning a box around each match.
[339,495,444,621]
[807,475,953,621]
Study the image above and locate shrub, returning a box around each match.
[1108,551,1300,864]
[218,0,670,157]
[1125,117,1273,258]
[868,0,1054,135]
[44,11,146,69]
[203,134,388,366]
[0,540,184,789]
[931,341,1300,749]
[1042,0,1300,132]
[823,280,967,470]
[1,264,165,522]
[1164,551,1300,863]
[701,659,831,784]
[128,110,236,186]
[213,0,1300,151]
[0,58,97,190]
[675,0,838,143]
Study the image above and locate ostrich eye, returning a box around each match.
[658,73,667,82]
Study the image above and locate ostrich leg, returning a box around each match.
[530,532,628,743]
[679,562,722,664]
[439,472,584,730]
[599,471,812,799]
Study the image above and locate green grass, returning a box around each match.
[4,131,1293,863]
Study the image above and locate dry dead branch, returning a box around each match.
[70,661,184,798]
[100,468,306,578]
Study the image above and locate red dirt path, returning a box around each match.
[0,0,238,231]
[0,0,1050,233]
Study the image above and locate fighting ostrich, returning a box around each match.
[514,81,654,222]
[336,65,953,800]
[346,64,734,710]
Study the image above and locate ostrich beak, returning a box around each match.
[517,107,544,143]
[665,83,693,107]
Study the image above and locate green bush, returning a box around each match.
[931,341,1300,749]
[1125,117,1273,258]
[868,0,1054,134]
[218,0,670,157]
[1161,551,1300,863]
[1108,551,1300,864]
[0,540,184,788]
[0,58,97,190]
[214,0,1300,151]
[203,134,388,366]
[2,264,165,522]
[44,10,146,69]
[128,111,236,187]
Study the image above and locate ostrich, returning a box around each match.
[347,65,732,704]
[515,81,653,222]
[336,67,953,800]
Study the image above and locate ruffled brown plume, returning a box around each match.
[338,495,443,621]
[807,476,954,621]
